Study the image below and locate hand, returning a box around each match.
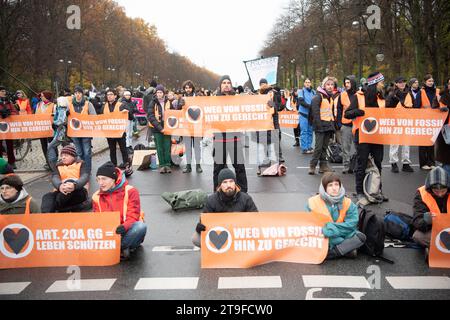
[65,182,75,193]
[356,109,365,117]
[160,129,165,133]
[116,225,126,235]
[59,184,68,195]
[196,223,206,233]
[423,212,434,225]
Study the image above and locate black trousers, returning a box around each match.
[40,138,52,165]
[418,146,435,167]
[355,142,384,194]
[311,131,333,166]
[213,139,248,193]
[294,125,300,139]
[0,140,15,164]
[41,188,88,213]
[107,135,128,166]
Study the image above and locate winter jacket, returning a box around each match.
[147,96,169,133]
[432,94,450,165]
[120,98,138,121]
[92,169,142,232]
[51,160,90,191]
[297,87,316,117]
[69,97,96,115]
[203,189,258,213]
[310,88,336,133]
[0,190,39,215]
[0,100,19,118]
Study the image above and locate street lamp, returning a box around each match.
[309,46,318,87]
[290,59,297,88]
[59,59,73,87]
[352,19,363,81]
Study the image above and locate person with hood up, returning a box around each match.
[93,162,147,260]
[0,174,39,214]
[308,77,336,175]
[306,173,366,259]
[297,78,316,154]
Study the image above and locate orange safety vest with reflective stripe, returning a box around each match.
[35,102,54,115]
[24,197,32,215]
[308,195,352,223]
[103,101,122,115]
[67,98,89,115]
[58,162,81,182]
[92,185,145,222]
[338,91,353,125]
[149,100,171,128]
[18,99,31,115]
[352,91,385,136]
[397,93,413,108]
[420,88,440,108]
[418,186,450,216]
[320,96,334,122]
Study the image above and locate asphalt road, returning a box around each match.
[1,129,449,300]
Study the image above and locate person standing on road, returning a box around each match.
[192,168,258,247]
[93,162,147,261]
[306,173,366,259]
[0,85,19,169]
[0,174,39,214]
[297,78,316,154]
[35,90,55,171]
[433,78,450,177]
[121,90,138,155]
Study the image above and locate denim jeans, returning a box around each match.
[300,115,313,152]
[72,137,92,173]
[121,221,147,250]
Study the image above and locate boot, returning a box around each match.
[183,164,192,173]
[196,164,203,173]
[319,162,334,174]
[308,163,316,175]
[293,138,300,147]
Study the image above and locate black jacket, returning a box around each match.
[120,98,138,121]
[203,190,258,213]
[310,90,336,133]
[413,190,449,232]
[432,95,450,165]
[147,96,168,133]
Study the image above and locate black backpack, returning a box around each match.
[326,142,343,163]
[358,208,394,264]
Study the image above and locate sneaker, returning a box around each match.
[421,165,431,170]
[342,168,350,174]
[402,164,414,172]
[380,193,389,202]
[196,164,203,173]
[165,166,172,174]
[183,164,192,173]
[306,149,314,154]
[257,167,262,176]
[279,156,285,163]
[293,140,300,147]
[159,167,166,174]
[391,163,399,173]
[308,164,316,175]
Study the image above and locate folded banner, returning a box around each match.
[0,212,120,269]
[358,108,449,146]
[201,212,329,269]
[0,114,53,139]
[429,214,450,269]
[164,95,274,137]
[68,112,128,138]
[279,110,299,128]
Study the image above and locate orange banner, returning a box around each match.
[429,214,450,269]
[201,212,329,269]
[68,112,128,138]
[279,110,299,128]
[0,115,53,139]
[164,95,275,137]
[0,212,120,269]
[358,108,449,146]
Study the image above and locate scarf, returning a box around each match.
[319,183,346,210]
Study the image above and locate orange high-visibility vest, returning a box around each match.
[17,99,31,115]
[320,96,334,122]
[24,197,32,215]
[308,195,352,223]
[149,100,171,128]
[418,186,450,216]
[420,88,440,108]
[58,162,82,182]
[35,102,54,115]
[339,91,353,125]
[352,91,385,135]
[67,98,89,115]
[397,93,413,108]
[92,185,145,222]
[103,101,123,115]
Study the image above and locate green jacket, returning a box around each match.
[0,190,40,215]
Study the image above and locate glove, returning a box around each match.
[423,212,433,226]
[116,225,126,235]
[355,109,365,117]
[440,107,449,112]
[196,223,206,233]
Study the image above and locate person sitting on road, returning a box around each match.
[0,174,39,214]
[412,167,449,258]
[306,173,366,259]
[92,162,147,260]
[192,168,258,247]
[41,145,91,213]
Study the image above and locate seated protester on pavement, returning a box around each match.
[412,167,449,252]
[306,173,366,259]
[41,145,90,213]
[0,174,39,214]
[192,168,258,247]
[93,162,147,260]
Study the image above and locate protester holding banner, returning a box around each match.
[15,90,32,115]
[306,173,366,259]
[433,78,450,177]
[386,77,415,173]
[412,167,449,260]
[41,145,91,213]
[35,90,55,171]
[0,85,18,169]
[121,90,138,154]
[409,78,421,108]
[212,75,248,193]
[418,74,438,170]
[93,162,147,260]
[297,79,316,154]
[68,86,96,174]
[102,89,129,168]
[192,168,258,247]
[308,77,336,175]
[148,85,173,174]
[285,89,300,147]
[0,174,39,214]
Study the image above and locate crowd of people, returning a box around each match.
[0,71,449,262]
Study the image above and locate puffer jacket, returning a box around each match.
[203,189,258,213]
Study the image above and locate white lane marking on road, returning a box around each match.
[135,277,199,290]
[386,277,450,290]
[282,132,296,139]
[303,276,371,289]
[0,282,31,295]
[45,279,116,293]
[297,164,420,169]
[218,276,282,289]
[152,246,200,252]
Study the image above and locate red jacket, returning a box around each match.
[92,169,142,231]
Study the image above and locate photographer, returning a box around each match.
[0,86,19,169]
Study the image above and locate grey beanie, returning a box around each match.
[219,75,232,87]
[425,167,450,190]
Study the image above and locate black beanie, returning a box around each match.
[96,162,118,181]
[259,78,268,85]
[0,174,23,192]
[218,168,236,186]
[219,75,232,87]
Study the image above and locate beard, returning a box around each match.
[222,188,236,198]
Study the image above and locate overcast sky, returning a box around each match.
[115,0,290,86]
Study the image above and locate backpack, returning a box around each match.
[358,208,394,264]
[161,189,208,211]
[326,142,343,163]
[260,163,287,176]
[363,157,383,204]
[384,211,414,241]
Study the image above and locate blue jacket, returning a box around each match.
[306,199,359,248]
[297,87,316,116]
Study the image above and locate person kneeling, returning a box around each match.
[41,145,91,213]
[0,174,39,214]
[93,162,147,260]
[307,173,366,259]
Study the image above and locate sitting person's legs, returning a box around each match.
[121,221,147,250]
